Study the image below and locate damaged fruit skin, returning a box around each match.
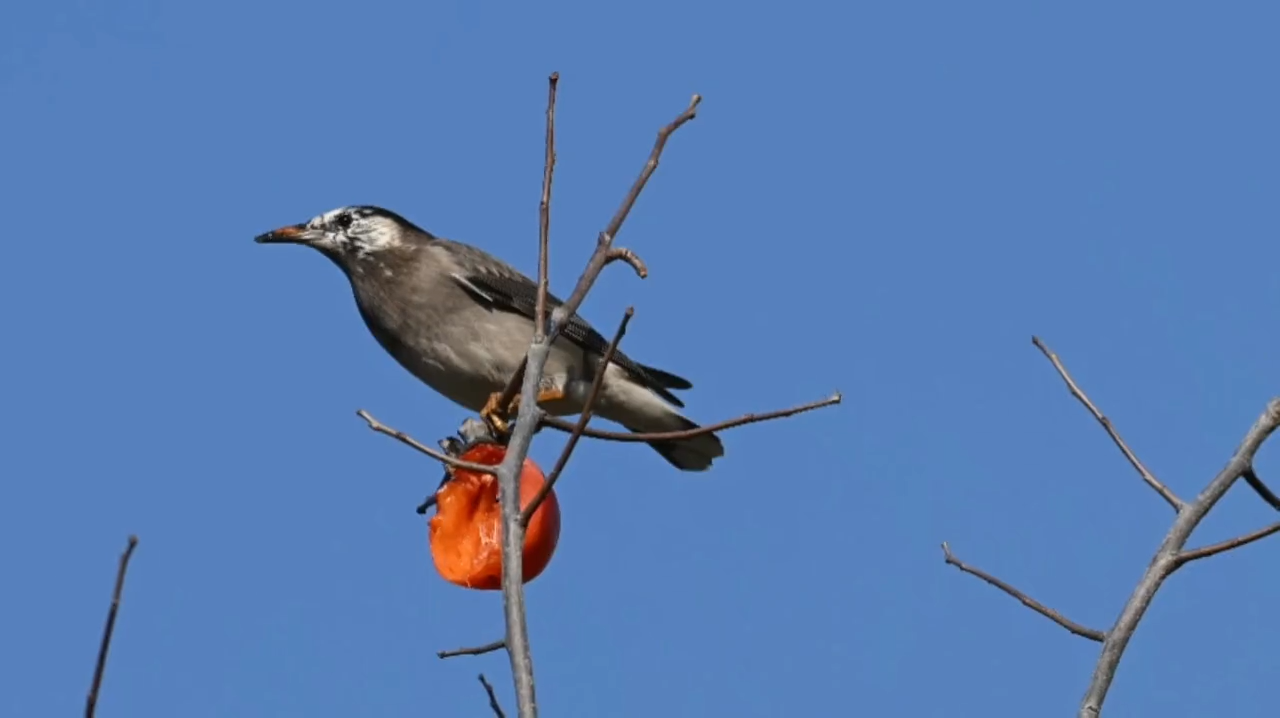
[428,443,561,590]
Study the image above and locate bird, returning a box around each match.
[255,204,725,471]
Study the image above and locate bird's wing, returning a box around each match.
[439,239,691,407]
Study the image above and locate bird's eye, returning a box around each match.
[334,213,354,230]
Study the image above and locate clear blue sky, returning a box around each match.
[3,1,1278,716]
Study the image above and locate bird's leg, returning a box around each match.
[480,387,566,437]
[535,387,566,407]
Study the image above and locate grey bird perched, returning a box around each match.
[255,205,724,471]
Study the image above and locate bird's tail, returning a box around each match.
[622,411,724,472]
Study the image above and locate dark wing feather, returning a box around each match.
[441,240,691,407]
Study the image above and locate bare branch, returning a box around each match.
[606,247,648,278]
[540,393,842,443]
[949,336,1280,715]
[86,535,139,718]
[438,639,507,660]
[521,308,633,528]
[1240,467,1280,511]
[548,94,701,339]
[356,409,500,475]
[488,89,706,718]
[479,674,508,718]
[1174,520,1280,567]
[1076,397,1280,717]
[1031,336,1184,511]
[941,542,1105,642]
[533,73,559,340]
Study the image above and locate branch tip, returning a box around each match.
[438,639,507,660]
[478,674,508,718]
[941,541,1105,642]
[1032,337,1183,511]
[86,535,141,718]
[541,393,840,443]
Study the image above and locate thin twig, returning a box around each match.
[941,542,1105,642]
[1240,467,1280,511]
[1032,336,1184,511]
[534,73,559,340]
[521,308,633,528]
[1174,520,1280,567]
[479,674,508,718]
[86,535,139,718]
[356,410,499,475]
[540,393,842,442]
[438,639,507,660]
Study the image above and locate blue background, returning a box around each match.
[3,1,1278,716]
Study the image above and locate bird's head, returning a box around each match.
[255,205,431,266]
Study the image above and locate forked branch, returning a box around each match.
[488,82,705,718]
[546,94,701,339]
[944,338,1280,718]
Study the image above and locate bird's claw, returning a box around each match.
[480,391,518,437]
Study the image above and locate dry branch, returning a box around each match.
[533,73,559,340]
[941,542,1105,641]
[548,94,701,334]
[540,393,842,442]
[439,639,508,660]
[479,674,508,718]
[488,88,705,718]
[1077,398,1280,716]
[1240,467,1280,511]
[1174,521,1280,566]
[1031,336,1182,510]
[356,410,500,475]
[85,535,139,718]
[521,307,634,528]
[944,338,1280,718]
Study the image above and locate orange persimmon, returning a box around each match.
[427,442,561,590]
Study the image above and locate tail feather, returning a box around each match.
[634,362,693,390]
[623,413,724,472]
[598,364,722,471]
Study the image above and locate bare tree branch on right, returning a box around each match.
[943,336,1280,717]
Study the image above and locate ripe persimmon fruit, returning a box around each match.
[427,442,561,590]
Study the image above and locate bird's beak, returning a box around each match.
[254,223,315,245]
